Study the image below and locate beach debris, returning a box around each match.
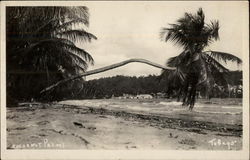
[13,127,26,130]
[71,133,90,145]
[169,133,173,138]
[38,133,47,137]
[73,122,96,130]
[30,135,40,138]
[37,121,49,125]
[73,122,85,128]
[187,128,207,135]
[169,133,178,138]
[99,115,107,118]
[126,145,137,149]
[6,115,19,120]
[179,138,196,146]
[87,126,96,130]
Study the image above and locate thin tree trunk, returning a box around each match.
[177,88,182,102]
[182,81,189,106]
[40,58,175,94]
[188,85,196,110]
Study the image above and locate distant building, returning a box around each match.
[228,84,242,98]
[136,94,153,99]
[155,92,166,98]
[116,94,135,99]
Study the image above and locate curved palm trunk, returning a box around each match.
[40,58,175,94]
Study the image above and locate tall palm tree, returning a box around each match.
[6,6,97,104]
[159,8,242,110]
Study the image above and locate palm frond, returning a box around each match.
[62,43,94,65]
[160,68,186,88]
[166,56,179,67]
[160,8,220,52]
[14,38,75,55]
[33,18,60,35]
[200,53,229,86]
[198,54,214,87]
[209,64,228,86]
[56,29,97,43]
[177,12,193,24]
[170,27,188,47]
[166,51,191,67]
[19,38,94,68]
[201,53,229,73]
[203,20,220,44]
[37,7,89,25]
[205,51,242,64]
[159,27,169,41]
[41,38,94,65]
[64,6,89,26]
[9,7,91,40]
[20,37,95,67]
[34,43,89,74]
[208,20,220,40]
[60,58,85,75]
[64,51,89,71]
[172,68,186,83]
[55,18,89,32]
[34,18,89,36]
[53,48,89,72]
[197,8,205,20]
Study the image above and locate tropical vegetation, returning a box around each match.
[53,71,242,100]
[6,7,243,110]
[6,6,97,106]
[160,8,242,110]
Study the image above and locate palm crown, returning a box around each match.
[161,8,219,52]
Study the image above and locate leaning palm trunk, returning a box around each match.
[40,58,175,94]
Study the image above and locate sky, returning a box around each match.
[79,1,247,80]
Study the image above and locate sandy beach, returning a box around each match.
[7,98,242,150]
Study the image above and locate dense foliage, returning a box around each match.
[6,7,96,106]
[67,71,242,100]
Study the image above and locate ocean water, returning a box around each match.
[60,98,242,125]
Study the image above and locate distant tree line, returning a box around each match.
[66,70,242,100]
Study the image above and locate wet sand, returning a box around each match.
[7,99,242,150]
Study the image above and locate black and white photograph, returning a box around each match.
[1,1,249,160]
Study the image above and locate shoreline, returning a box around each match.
[56,103,242,137]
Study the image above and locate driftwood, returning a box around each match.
[40,58,175,94]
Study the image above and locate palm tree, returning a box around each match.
[159,8,242,110]
[6,6,97,104]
